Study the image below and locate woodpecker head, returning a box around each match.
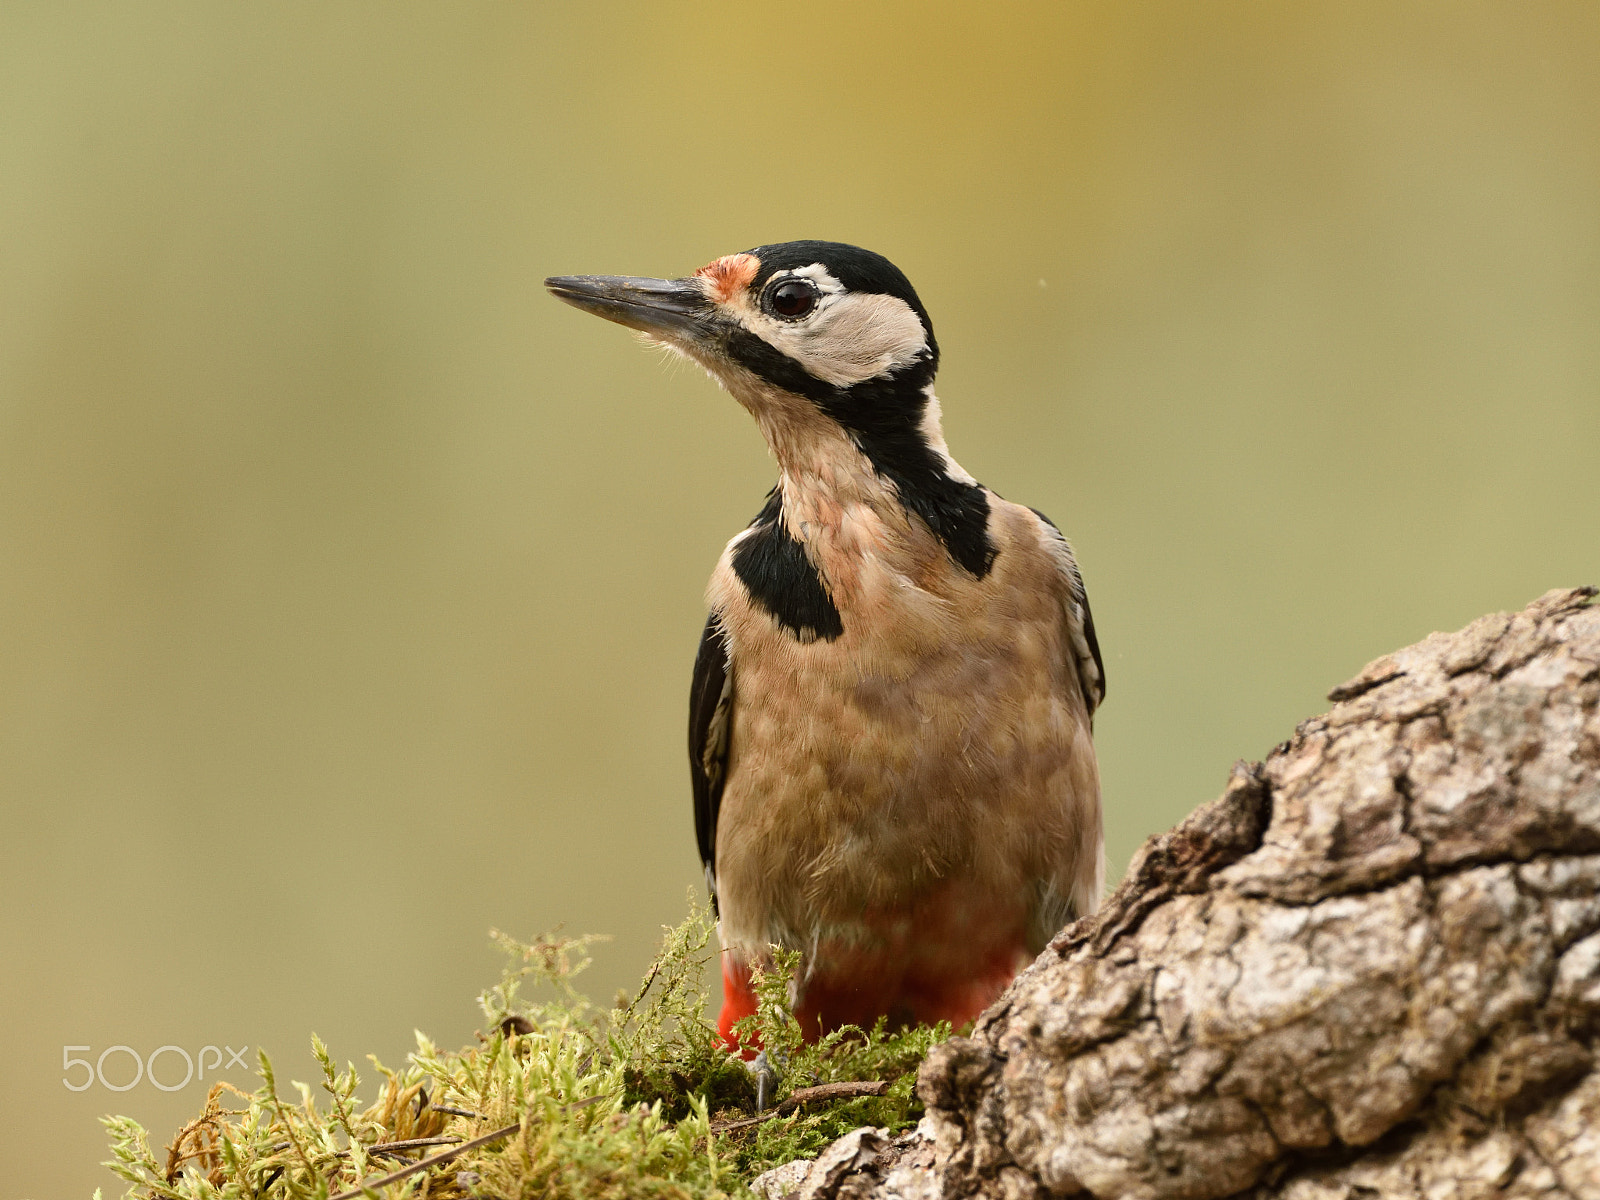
[547,239,936,405]
[547,241,994,577]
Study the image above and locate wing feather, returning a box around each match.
[1028,507,1106,719]
[688,614,733,900]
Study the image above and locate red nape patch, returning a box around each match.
[693,253,759,304]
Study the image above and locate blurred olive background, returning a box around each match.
[2,3,1597,1193]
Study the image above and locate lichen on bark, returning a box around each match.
[762,587,1600,1200]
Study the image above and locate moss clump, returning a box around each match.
[102,896,949,1199]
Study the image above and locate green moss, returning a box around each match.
[101,896,949,1199]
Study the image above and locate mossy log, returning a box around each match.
[760,587,1600,1200]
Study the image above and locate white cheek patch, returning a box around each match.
[747,290,929,388]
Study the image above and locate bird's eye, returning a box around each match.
[765,279,819,320]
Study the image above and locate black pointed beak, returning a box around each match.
[544,274,713,341]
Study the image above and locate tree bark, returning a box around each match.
[758,587,1600,1200]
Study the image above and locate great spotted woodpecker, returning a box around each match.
[547,241,1104,1046]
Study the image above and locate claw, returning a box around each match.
[746,1050,779,1112]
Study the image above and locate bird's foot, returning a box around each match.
[745,1050,780,1112]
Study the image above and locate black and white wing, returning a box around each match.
[688,614,733,901]
[1030,508,1106,720]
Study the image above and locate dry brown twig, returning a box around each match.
[710,1081,890,1134]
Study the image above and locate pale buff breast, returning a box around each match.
[708,493,1102,963]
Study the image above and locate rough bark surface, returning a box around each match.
[755,587,1600,1200]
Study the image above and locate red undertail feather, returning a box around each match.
[718,888,1034,1054]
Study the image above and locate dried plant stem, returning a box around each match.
[327,1122,519,1200]
[710,1081,888,1133]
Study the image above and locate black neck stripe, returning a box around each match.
[721,327,996,579]
[731,489,844,643]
